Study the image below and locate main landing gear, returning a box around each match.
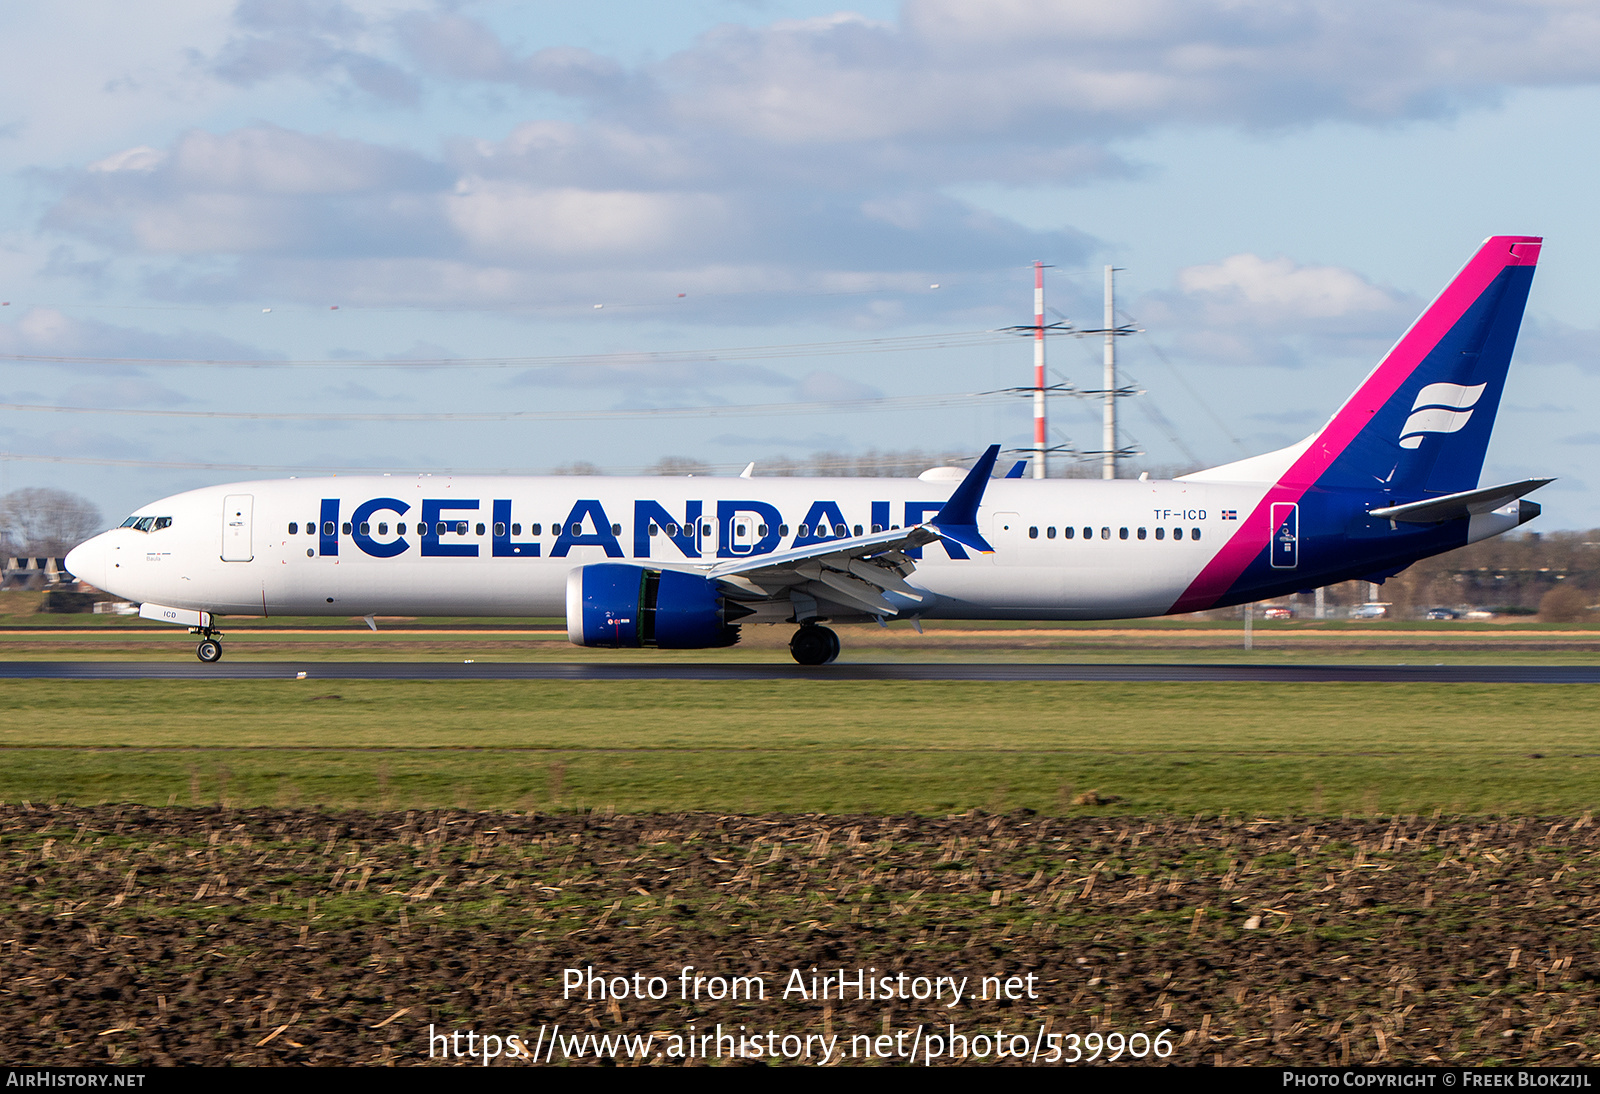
[191,627,224,663]
[789,624,840,666]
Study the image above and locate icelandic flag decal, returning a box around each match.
[1221,510,1238,520]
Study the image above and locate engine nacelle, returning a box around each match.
[566,564,746,649]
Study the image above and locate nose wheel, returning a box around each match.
[190,625,225,664]
[789,624,840,666]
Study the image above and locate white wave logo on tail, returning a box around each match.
[1398,382,1487,449]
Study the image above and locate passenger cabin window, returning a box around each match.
[476,523,486,536]
[322,521,335,536]
[1083,527,1092,540]
[1174,527,1183,540]
[1119,527,1129,540]
[1100,527,1110,540]
[780,524,789,536]
[397,523,407,535]
[666,523,678,536]
[308,522,316,535]
[612,524,622,535]
[358,522,370,536]
[342,522,352,535]
[494,522,506,537]
[1155,527,1164,540]
[1192,528,1202,541]
[1047,526,1056,539]
[378,523,388,535]
[1028,526,1038,539]
[288,522,299,535]
[1064,526,1074,539]
[1137,527,1146,540]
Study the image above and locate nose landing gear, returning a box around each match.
[191,626,224,664]
[789,624,840,666]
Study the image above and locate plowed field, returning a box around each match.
[4,805,1597,1066]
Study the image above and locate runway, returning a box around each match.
[1,661,1597,682]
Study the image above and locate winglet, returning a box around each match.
[929,444,1000,554]
[1004,460,1028,479]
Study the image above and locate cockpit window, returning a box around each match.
[120,516,141,528]
[153,517,172,531]
[120,515,172,532]
[133,517,156,532]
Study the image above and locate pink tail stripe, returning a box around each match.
[1169,236,1540,615]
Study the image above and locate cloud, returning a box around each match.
[794,370,883,402]
[38,2,1600,322]
[207,0,421,104]
[0,307,273,364]
[44,120,1080,313]
[1177,254,1399,321]
[1125,253,1416,370]
[506,359,793,397]
[1512,317,1600,374]
[395,13,625,96]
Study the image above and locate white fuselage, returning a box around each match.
[69,474,1266,621]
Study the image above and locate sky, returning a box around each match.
[4,0,1600,528]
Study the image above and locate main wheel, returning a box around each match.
[196,639,223,663]
[821,626,840,664]
[789,625,839,666]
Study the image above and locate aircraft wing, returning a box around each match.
[702,444,1000,616]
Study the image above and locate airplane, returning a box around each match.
[65,235,1551,665]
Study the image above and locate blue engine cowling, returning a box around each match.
[565,564,747,649]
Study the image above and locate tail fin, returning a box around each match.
[1185,236,1540,495]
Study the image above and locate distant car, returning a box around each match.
[1424,607,1461,620]
[1351,603,1388,620]
[1262,606,1294,620]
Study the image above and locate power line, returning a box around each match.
[0,330,1010,370]
[0,449,986,477]
[0,390,996,423]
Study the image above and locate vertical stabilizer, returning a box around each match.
[1170,236,1540,614]
[1305,235,1540,495]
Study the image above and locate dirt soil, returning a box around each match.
[3,805,1597,1066]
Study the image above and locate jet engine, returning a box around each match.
[565,564,749,648]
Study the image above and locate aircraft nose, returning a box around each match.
[64,535,105,592]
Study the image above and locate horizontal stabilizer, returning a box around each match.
[1368,478,1553,523]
